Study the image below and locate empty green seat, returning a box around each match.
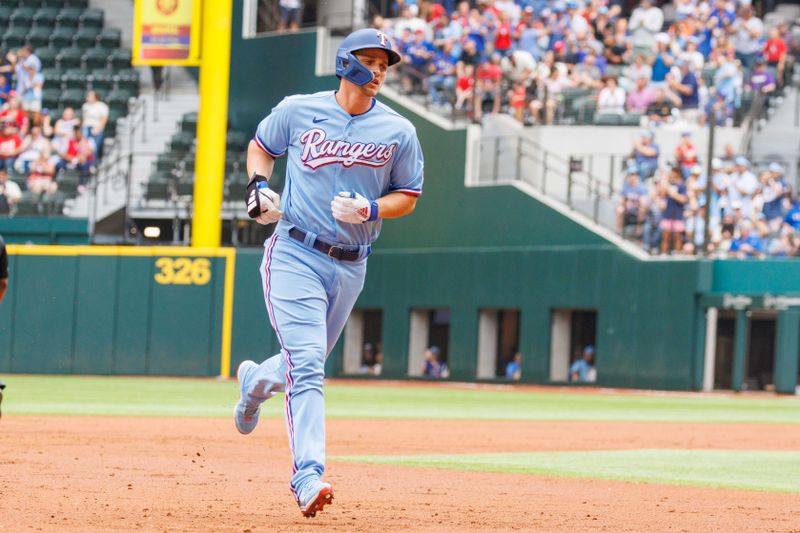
[41,0,69,7]
[0,0,18,10]
[621,113,643,126]
[56,7,83,28]
[26,27,52,48]
[82,47,109,70]
[42,87,62,109]
[9,6,35,27]
[181,112,198,133]
[50,26,75,48]
[115,70,139,95]
[155,153,182,173]
[170,131,195,153]
[65,0,89,7]
[34,7,60,27]
[35,46,60,68]
[80,8,103,28]
[74,26,100,48]
[2,26,27,48]
[106,88,132,115]
[59,87,85,108]
[225,131,248,151]
[57,47,84,69]
[41,66,65,85]
[0,7,12,26]
[594,113,622,126]
[99,27,121,48]
[62,68,89,90]
[108,48,131,69]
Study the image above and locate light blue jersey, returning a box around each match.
[254,90,424,246]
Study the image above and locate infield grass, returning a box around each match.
[2,375,800,424]
[331,449,800,494]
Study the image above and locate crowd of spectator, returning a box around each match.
[0,45,109,215]
[371,0,795,125]
[617,131,800,258]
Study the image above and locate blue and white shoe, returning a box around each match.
[298,481,334,518]
[234,360,260,435]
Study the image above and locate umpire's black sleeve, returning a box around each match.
[0,236,7,280]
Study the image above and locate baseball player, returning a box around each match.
[234,29,424,518]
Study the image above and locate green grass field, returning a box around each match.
[3,374,800,423]
[4,375,800,494]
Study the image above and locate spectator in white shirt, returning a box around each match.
[81,91,109,160]
[597,76,627,115]
[629,0,664,54]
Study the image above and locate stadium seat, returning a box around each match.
[594,113,622,126]
[106,88,132,114]
[0,7,12,26]
[108,48,131,69]
[42,87,62,109]
[621,113,643,126]
[50,26,76,48]
[41,66,65,87]
[98,28,121,49]
[82,47,109,70]
[181,112,198,133]
[170,131,194,153]
[26,27,52,48]
[80,8,103,28]
[57,46,84,69]
[155,153,182,173]
[9,6,35,27]
[16,192,43,216]
[74,26,100,48]
[59,87,85,108]
[65,0,89,10]
[105,108,123,137]
[114,69,140,95]
[225,180,247,201]
[88,72,113,94]
[35,46,60,68]
[2,26,27,48]
[33,7,59,28]
[56,7,83,28]
[0,0,18,9]
[57,172,80,195]
[174,179,194,197]
[62,67,89,90]
[225,131,248,152]
[41,0,69,7]
[144,180,170,201]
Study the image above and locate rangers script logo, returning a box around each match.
[300,128,397,169]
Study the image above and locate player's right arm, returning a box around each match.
[245,99,293,225]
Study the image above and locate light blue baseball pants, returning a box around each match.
[247,230,366,501]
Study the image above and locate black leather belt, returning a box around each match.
[288,227,361,261]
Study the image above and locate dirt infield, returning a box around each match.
[2,415,800,532]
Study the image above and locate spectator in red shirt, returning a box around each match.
[494,12,513,57]
[0,122,22,171]
[675,131,698,178]
[0,96,28,136]
[763,27,787,84]
[454,63,475,112]
[473,55,503,122]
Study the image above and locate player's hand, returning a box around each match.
[246,174,281,225]
[331,191,377,224]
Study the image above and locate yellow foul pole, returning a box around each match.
[192,0,233,247]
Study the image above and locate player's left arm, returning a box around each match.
[375,191,417,219]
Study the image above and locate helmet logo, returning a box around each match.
[376,31,388,47]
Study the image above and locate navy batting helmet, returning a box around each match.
[335,28,402,86]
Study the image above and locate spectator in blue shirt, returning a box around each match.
[632,129,659,180]
[782,197,800,233]
[660,166,689,254]
[569,345,596,383]
[505,352,522,380]
[729,221,765,258]
[667,60,699,121]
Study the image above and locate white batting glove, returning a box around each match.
[331,191,378,224]
[246,175,282,225]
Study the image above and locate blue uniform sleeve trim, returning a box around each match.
[254,135,285,158]
[389,188,422,197]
